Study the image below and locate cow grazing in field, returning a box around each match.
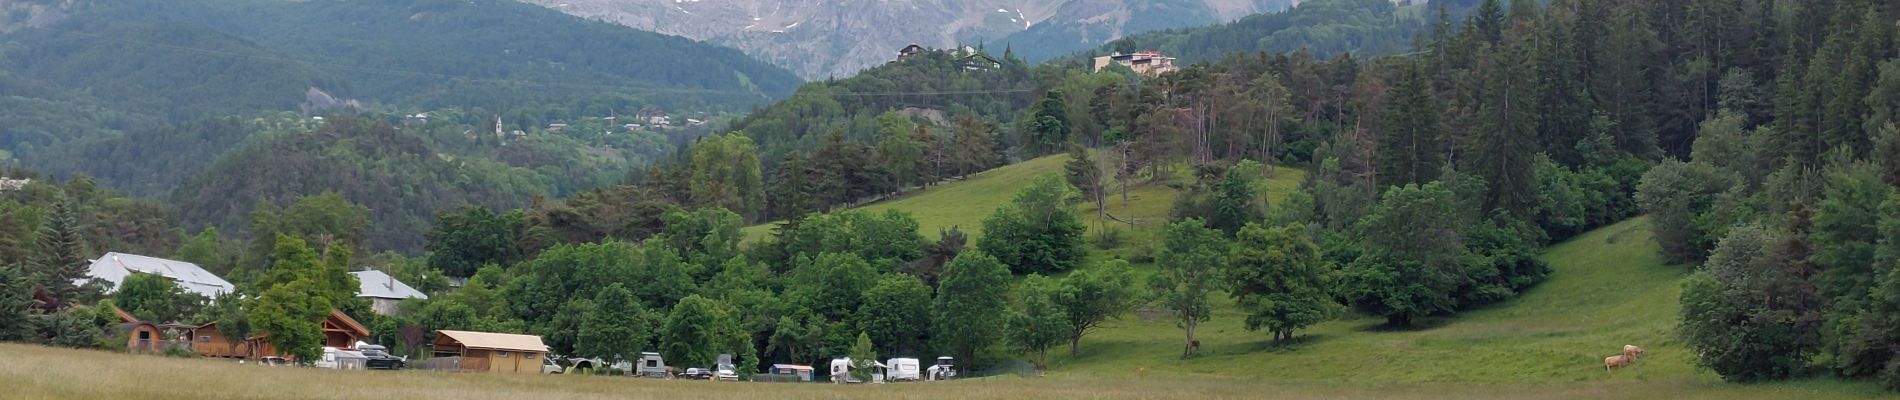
[1623,345,1645,359]
[1604,355,1635,372]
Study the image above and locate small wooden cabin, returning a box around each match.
[430,330,548,374]
[112,307,164,353]
[191,322,273,359]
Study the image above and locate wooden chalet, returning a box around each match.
[192,309,369,360]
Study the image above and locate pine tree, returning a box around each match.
[1030,90,1072,155]
[1771,54,1821,165]
[1819,10,1894,158]
[1472,38,1541,214]
[1593,6,1660,157]
[848,331,877,381]
[1507,0,1538,26]
[1476,0,1506,44]
[1378,61,1446,187]
[1533,7,1595,166]
[33,200,89,307]
[0,263,37,341]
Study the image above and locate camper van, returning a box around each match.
[636,352,672,378]
[886,358,921,381]
[829,358,859,384]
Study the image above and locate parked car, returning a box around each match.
[258,356,292,366]
[680,368,713,380]
[360,345,406,370]
[543,357,563,374]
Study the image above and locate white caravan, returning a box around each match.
[885,358,921,381]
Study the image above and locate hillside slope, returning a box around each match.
[743,154,1306,242]
[1060,218,1692,381]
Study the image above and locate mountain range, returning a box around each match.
[525,0,1291,79]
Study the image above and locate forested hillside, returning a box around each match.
[0,0,791,253]
[0,0,800,190]
[9,0,800,114]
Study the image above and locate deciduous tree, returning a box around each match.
[577,283,656,362]
[978,175,1085,275]
[857,274,931,356]
[1229,223,1334,342]
[1151,219,1226,357]
[932,250,1009,366]
[1053,260,1136,356]
[1007,275,1069,371]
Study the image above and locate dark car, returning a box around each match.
[360,345,406,370]
[680,367,713,380]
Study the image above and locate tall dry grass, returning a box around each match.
[1,343,1887,400]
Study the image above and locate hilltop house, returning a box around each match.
[898,44,925,61]
[351,270,428,316]
[1093,51,1179,77]
[960,52,1001,71]
[83,252,234,298]
[0,177,29,191]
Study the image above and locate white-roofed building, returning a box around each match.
[83,252,234,298]
[351,270,428,316]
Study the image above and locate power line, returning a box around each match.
[829,88,1039,97]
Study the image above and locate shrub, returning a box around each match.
[1091,227,1125,250]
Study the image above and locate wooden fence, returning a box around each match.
[420,357,462,371]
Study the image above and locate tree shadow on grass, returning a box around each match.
[1235,333,1335,354]
[1354,316,1455,333]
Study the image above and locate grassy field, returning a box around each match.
[4,341,1888,400]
